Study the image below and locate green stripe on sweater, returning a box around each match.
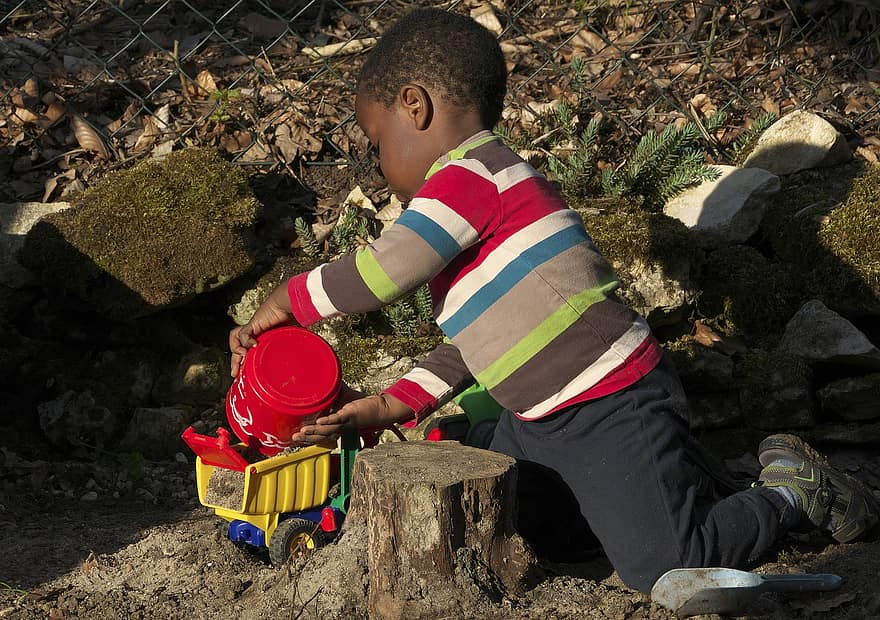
[355,247,403,303]
[475,280,619,388]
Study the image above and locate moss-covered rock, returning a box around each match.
[738,349,815,430]
[698,245,802,344]
[816,166,880,305]
[19,148,261,320]
[761,163,880,316]
[576,201,702,326]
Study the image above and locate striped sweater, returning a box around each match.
[288,131,662,422]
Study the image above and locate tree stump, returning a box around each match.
[345,440,541,619]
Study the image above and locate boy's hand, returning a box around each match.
[292,390,414,444]
[229,283,297,377]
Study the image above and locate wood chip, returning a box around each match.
[302,37,376,60]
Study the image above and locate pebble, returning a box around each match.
[175,452,189,464]
[80,491,98,502]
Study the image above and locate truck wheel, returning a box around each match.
[269,518,325,565]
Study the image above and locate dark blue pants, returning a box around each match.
[489,355,799,593]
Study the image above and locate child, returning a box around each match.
[229,8,878,593]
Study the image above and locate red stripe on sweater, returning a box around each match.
[287,272,322,326]
[382,379,437,424]
[517,335,664,420]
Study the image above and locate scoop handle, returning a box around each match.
[760,573,842,593]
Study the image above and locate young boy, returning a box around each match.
[229,8,878,593]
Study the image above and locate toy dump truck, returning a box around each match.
[182,426,361,565]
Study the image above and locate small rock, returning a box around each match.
[663,165,780,248]
[742,110,850,175]
[778,300,880,369]
[80,491,97,501]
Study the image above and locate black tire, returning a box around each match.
[268,517,325,565]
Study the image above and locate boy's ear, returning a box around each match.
[398,84,433,130]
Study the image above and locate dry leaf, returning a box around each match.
[856,145,878,164]
[42,168,77,202]
[342,185,376,215]
[470,2,503,35]
[375,195,404,232]
[311,220,334,244]
[151,140,174,160]
[761,98,780,116]
[690,93,717,117]
[220,130,253,154]
[43,101,66,126]
[692,320,722,347]
[844,95,866,115]
[132,115,159,152]
[23,76,39,98]
[193,69,217,98]
[153,103,172,131]
[70,114,110,159]
[668,61,701,78]
[12,106,39,124]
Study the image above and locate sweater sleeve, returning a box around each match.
[287,162,500,326]
[382,341,475,424]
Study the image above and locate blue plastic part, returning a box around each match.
[228,520,266,547]
[287,509,324,525]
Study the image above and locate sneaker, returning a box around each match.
[757,433,879,543]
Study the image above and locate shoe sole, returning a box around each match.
[758,434,880,543]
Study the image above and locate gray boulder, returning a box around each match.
[778,300,880,369]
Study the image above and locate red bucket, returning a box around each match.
[226,326,341,456]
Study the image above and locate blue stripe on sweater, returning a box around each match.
[441,225,590,337]
[396,210,461,262]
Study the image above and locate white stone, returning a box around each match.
[0,201,71,287]
[742,110,850,176]
[663,165,779,247]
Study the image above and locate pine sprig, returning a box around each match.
[382,299,419,338]
[413,285,434,323]
[729,111,778,164]
[294,217,321,257]
[548,117,602,201]
[603,121,719,211]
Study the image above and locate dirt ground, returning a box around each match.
[2,433,880,620]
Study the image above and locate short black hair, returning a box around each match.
[358,8,507,128]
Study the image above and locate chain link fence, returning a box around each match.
[1,1,879,202]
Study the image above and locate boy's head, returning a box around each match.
[357,8,507,129]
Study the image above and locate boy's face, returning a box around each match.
[355,91,439,202]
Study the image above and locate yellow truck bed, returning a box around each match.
[194,443,334,543]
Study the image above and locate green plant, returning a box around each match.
[727,111,778,164]
[0,581,28,604]
[208,88,242,123]
[601,122,722,212]
[330,205,369,255]
[294,216,322,257]
[547,115,602,202]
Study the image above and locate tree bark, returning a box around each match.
[344,440,541,620]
